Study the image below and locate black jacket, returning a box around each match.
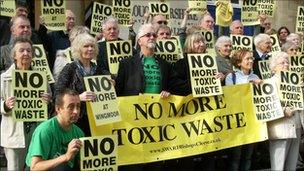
[115,52,179,96]
[253,50,269,79]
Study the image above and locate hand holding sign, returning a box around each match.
[40,92,52,104]
[65,139,83,161]
[79,91,96,101]
[5,96,16,110]
[160,91,170,98]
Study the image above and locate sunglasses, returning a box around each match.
[157,20,168,25]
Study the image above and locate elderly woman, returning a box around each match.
[225,50,261,171]
[0,37,51,170]
[267,51,302,171]
[215,36,233,83]
[282,41,300,56]
[173,32,207,96]
[286,33,302,49]
[55,33,99,136]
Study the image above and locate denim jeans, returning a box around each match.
[228,144,254,171]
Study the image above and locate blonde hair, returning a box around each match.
[269,51,289,72]
[71,33,98,60]
[184,32,206,53]
[69,26,90,43]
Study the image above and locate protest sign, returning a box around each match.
[258,60,272,79]
[106,40,132,75]
[188,54,222,97]
[80,136,117,171]
[253,80,284,122]
[12,70,48,122]
[171,36,185,59]
[0,0,15,17]
[88,84,268,165]
[257,0,276,17]
[231,35,253,51]
[63,47,73,63]
[290,55,304,81]
[84,75,121,126]
[155,39,180,63]
[113,0,132,26]
[188,0,207,15]
[279,71,304,110]
[32,45,55,84]
[269,34,281,53]
[296,6,304,33]
[91,2,113,35]
[241,0,260,26]
[41,0,66,31]
[201,30,215,50]
[149,2,170,21]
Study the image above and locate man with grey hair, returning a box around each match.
[230,20,244,35]
[115,23,176,98]
[96,17,122,75]
[200,13,215,31]
[253,33,272,78]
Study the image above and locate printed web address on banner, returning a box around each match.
[149,138,221,154]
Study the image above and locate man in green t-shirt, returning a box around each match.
[26,89,84,171]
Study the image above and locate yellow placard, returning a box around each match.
[188,0,207,15]
[41,0,66,31]
[155,39,180,63]
[215,0,233,27]
[113,0,132,27]
[257,0,276,17]
[149,2,170,21]
[188,54,222,97]
[106,40,132,75]
[231,35,253,51]
[80,136,117,171]
[91,2,113,35]
[12,70,48,122]
[290,55,304,81]
[84,75,121,126]
[63,47,73,63]
[32,45,55,84]
[0,0,15,17]
[88,84,268,165]
[253,80,284,122]
[296,6,304,34]
[171,36,185,60]
[258,60,272,80]
[279,71,304,110]
[200,30,215,50]
[270,34,281,53]
[241,0,260,26]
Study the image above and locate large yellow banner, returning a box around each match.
[88,84,268,166]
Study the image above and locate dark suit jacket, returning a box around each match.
[253,50,269,79]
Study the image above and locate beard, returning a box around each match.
[147,41,156,50]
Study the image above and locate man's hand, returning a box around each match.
[65,139,82,162]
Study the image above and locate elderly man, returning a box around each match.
[253,33,272,78]
[38,9,75,70]
[26,89,84,171]
[0,16,41,72]
[115,23,176,98]
[96,17,122,75]
[230,20,244,35]
[200,13,215,31]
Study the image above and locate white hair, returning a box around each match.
[215,36,231,50]
[254,33,271,46]
[269,51,289,72]
[229,20,243,31]
[102,16,119,31]
[136,23,155,42]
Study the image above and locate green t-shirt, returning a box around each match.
[26,117,84,168]
[143,57,161,93]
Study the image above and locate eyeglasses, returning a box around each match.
[159,32,171,36]
[157,20,168,25]
[142,32,157,38]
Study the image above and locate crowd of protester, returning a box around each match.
[0,1,304,171]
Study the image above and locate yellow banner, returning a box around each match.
[242,0,260,26]
[88,84,268,166]
[155,39,180,63]
[296,6,304,33]
[215,0,233,26]
[0,0,15,17]
[12,70,48,122]
[41,0,66,31]
[231,35,253,51]
[113,0,132,27]
[258,60,271,80]
[80,136,117,171]
[149,2,170,21]
[91,2,113,35]
[32,45,55,84]
[257,0,276,17]
[188,0,207,15]
[253,80,284,122]
[188,54,222,97]
[279,71,304,110]
[106,40,132,75]
[84,75,121,126]
[290,55,304,81]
